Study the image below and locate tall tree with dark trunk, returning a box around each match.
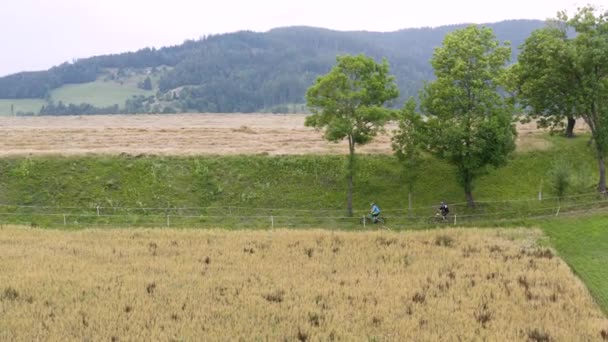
[513,25,580,138]
[420,25,517,208]
[305,54,399,216]
[516,6,608,193]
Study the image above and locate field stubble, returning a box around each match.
[0,227,605,340]
[0,114,589,156]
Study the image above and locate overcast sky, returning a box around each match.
[0,0,588,76]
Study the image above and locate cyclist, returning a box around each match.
[439,201,449,221]
[370,202,381,223]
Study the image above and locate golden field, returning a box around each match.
[0,114,589,156]
[0,226,605,341]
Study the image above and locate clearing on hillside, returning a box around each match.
[0,99,46,116]
[0,114,588,156]
[49,81,154,108]
[0,227,605,340]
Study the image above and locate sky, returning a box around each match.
[0,0,588,76]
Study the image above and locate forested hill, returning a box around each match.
[0,20,545,114]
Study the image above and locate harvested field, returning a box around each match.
[0,226,605,340]
[0,114,587,156]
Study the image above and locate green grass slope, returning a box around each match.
[538,214,608,315]
[50,81,154,108]
[0,133,602,224]
[0,99,46,115]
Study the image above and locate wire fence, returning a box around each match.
[1,192,607,229]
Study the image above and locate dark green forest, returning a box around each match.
[0,20,545,114]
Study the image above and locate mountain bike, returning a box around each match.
[426,210,449,225]
[360,213,386,226]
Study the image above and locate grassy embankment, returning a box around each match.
[538,214,608,315]
[0,133,602,227]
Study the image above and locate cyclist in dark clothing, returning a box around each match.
[439,201,449,221]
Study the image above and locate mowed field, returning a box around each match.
[0,113,589,156]
[0,227,606,341]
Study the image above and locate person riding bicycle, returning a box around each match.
[370,202,381,223]
[438,201,449,221]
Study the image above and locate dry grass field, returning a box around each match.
[0,114,589,156]
[0,226,605,341]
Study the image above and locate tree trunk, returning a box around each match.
[565,116,576,138]
[463,172,476,208]
[598,154,606,194]
[347,169,353,216]
[465,190,476,208]
[346,137,355,216]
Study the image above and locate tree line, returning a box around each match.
[306,6,608,214]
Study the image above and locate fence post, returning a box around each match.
[408,192,412,217]
[363,215,366,228]
[555,207,560,217]
[454,214,457,225]
[538,179,543,201]
[96,206,100,216]
[167,215,170,227]
[270,215,274,229]
[63,214,67,226]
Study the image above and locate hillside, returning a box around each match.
[0,20,545,115]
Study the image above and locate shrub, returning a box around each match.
[548,160,571,198]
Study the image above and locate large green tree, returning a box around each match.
[513,24,579,137]
[305,54,399,216]
[516,6,608,193]
[420,25,517,208]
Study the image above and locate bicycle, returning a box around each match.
[426,210,449,225]
[360,213,387,226]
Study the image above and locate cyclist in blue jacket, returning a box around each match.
[370,202,381,223]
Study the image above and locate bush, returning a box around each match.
[548,160,571,198]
